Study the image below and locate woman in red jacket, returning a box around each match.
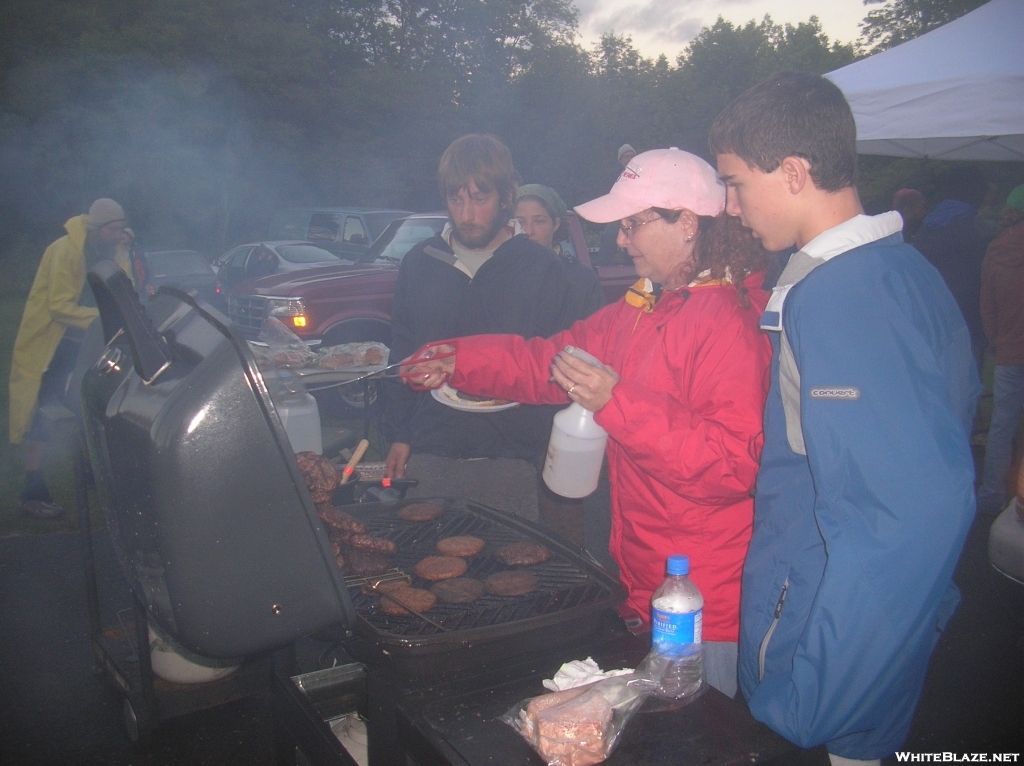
[406,149,773,697]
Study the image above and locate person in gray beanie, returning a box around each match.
[9,198,132,518]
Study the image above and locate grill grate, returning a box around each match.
[338,499,618,639]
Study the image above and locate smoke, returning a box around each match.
[0,51,325,259]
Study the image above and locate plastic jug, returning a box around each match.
[542,346,611,498]
[266,369,323,454]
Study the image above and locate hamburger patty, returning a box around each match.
[430,577,485,604]
[398,502,444,522]
[495,541,551,566]
[484,571,539,597]
[436,535,485,557]
[414,555,468,581]
[379,587,437,616]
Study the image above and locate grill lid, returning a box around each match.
[81,262,354,659]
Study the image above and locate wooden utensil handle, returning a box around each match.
[340,439,370,485]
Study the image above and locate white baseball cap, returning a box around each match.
[575,148,726,223]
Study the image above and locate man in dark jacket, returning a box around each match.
[382,134,600,519]
[977,185,1024,514]
[912,168,995,369]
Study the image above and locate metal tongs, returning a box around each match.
[332,348,456,390]
[346,571,448,631]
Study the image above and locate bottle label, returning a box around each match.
[652,608,702,649]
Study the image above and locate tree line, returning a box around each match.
[0,0,1008,263]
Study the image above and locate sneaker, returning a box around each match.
[22,499,65,519]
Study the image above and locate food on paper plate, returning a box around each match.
[437,383,511,408]
[430,577,485,604]
[495,541,552,567]
[484,571,539,597]
[316,342,388,370]
[379,586,437,616]
[398,502,444,522]
[414,555,468,582]
[436,535,485,558]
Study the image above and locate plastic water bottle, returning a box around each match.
[650,554,705,698]
[542,347,612,498]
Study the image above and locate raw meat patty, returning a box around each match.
[414,556,468,581]
[495,541,551,566]
[436,535,485,557]
[430,577,485,604]
[379,587,437,616]
[398,502,444,522]
[484,571,538,596]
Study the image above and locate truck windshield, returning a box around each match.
[364,218,446,263]
[276,245,342,264]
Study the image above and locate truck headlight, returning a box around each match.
[267,298,309,329]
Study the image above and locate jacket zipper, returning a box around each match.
[758,578,789,682]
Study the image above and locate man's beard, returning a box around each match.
[451,208,510,250]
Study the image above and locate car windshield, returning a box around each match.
[146,251,211,278]
[275,245,341,264]
[365,218,446,263]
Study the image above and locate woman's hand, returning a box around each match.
[550,350,619,412]
[402,343,456,389]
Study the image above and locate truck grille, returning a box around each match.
[228,294,268,334]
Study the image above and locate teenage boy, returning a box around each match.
[710,72,979,765]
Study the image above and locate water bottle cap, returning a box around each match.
[667,555,689,576]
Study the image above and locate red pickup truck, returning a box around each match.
[226,212,637,351]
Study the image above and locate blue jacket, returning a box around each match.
[740,222,979,759]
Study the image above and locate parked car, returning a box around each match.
[215,241,342,292]
[268,207,413,260]
[227,213,635,352]
[132,249,224,311]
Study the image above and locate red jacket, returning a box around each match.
[449,274,771,641]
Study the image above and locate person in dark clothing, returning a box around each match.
[892,188,927,242]
[912,168,994,369]
[382,134,595,520]
[977,186,1024,514]
[513,183,605,543]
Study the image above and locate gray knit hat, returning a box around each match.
[516,184,568,221]
[87,198,126,230]
[617,144,636,161]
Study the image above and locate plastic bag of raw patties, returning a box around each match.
[315,342,389,370]
[257,317,319,368]
[501,672,659,766]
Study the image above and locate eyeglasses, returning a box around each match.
[618,215,662,238]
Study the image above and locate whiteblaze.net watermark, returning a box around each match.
[895,755,1020,763]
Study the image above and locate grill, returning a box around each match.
[227,293,268,333]
[338,498,623,675]
[80,263,622,669]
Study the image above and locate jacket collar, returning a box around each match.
[760,211,903,332]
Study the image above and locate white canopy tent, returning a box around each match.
[825,0,1024,161]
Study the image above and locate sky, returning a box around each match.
[573,0,869,60]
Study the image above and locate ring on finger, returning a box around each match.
[568,385,576,395]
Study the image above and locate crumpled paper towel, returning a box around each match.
[542,656,634,691]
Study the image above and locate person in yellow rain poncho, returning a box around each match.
[10,199,132,519]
